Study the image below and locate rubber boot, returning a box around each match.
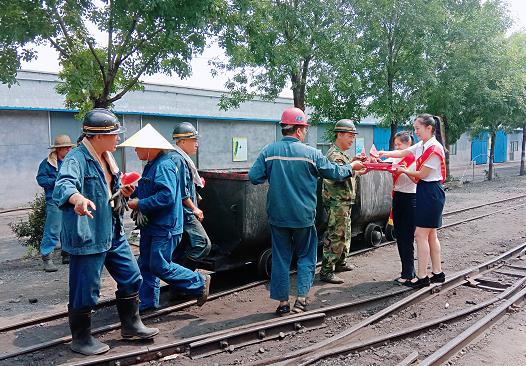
[116,292,159,339]
[42,255,58,272]
[68,307,109,355]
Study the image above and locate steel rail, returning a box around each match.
[53,287,413,366]
[246,241,526,366]
[2,193,522,334]
[418,286,526,366]
[441,193,526,217]
[289,276,526,366]
[440,202,526,230]
[1,197,524,360]
[59,312,328,366]
[0,279,266,361]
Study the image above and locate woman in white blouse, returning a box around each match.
[379,114,446,288]
[386,131,417,285]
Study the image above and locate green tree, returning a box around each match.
[215,0,363,120]
[423,0,511,176]
[1,0,222,114]
[0,1,51,86]
[503,33,526,176]
[357,0,435,148]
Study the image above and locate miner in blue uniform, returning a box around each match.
[122,124,210,312]
[36,134,75,271]
[170,122,211,268]
[248,107,365,316]
[53,109,158,356]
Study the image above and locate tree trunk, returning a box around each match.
[290,71,305,111]
[441,115,451,180]
[488,130,496,181]
[521,122,526,176]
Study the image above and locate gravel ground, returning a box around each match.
[0,174,525,366]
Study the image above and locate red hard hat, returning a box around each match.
[280,107,308,126]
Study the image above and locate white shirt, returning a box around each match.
[390,157,417,193]
[405,136,445,182]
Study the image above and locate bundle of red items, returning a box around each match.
[363,162,399,172]
[121,172,141,186]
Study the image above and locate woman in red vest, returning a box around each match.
[380,114,446,288]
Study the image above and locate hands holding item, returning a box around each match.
[130,208,149,228]
[128,198,139,210]
[350,160,365,171]
[193,207,204,222]
[70,193,96,219]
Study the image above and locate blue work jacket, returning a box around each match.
[169,151,197,219]
[53,144,122,255]
[249,137,353,228]
[36,156,62,201]
[136,152,184,236]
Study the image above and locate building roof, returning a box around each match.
[0,70,294,122]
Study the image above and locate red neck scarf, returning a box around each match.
[416,144,446,183]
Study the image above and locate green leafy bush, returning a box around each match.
[9,193,46,254]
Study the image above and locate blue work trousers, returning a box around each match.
[138,232,205,311]
[40,200,62,256]
[68,230,142,311]
[269,225,318,301]
[174,215,212,263]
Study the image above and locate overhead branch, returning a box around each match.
[50,6,75,51]
[107,55,157,104]
[48,38,70,59]
[115,27,165,68]
[114,16,138,66]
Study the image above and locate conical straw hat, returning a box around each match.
[119,124,175,150]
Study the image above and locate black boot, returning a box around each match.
[116,292,159,339]
[68,307,109,355]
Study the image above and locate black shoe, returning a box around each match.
[61,251,70,264]
[430,272,445,283]
[275,304,290,316]
[68,307,109,355]
[404,276,430,288]
[116,292,159,340]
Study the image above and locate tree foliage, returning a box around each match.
[1,0,222,114]
[357,0,435,147]
[9,193,46,254]
[215,0,363,120]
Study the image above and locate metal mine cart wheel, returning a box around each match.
[257,248,272,279]
[364,223,383,247]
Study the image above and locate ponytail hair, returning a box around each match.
[414,113,445,146]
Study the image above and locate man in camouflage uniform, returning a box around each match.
[320,119,364,284]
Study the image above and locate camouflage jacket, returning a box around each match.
[322,144,356,206]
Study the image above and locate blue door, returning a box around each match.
[494,130,507,163]
[471,132,488,165]
[373,127,391,151]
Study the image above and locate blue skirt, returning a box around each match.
[415,181,445,228]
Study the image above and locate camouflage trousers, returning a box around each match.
[320,204,352,278]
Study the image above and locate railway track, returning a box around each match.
[32,242,526,366]
[0,194,524,365]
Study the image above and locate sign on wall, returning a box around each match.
[232,137,248,162]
